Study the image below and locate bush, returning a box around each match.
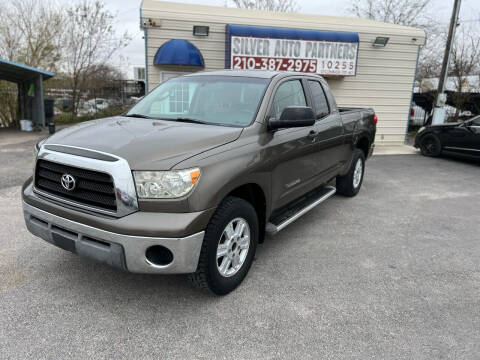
[0,82,18,128]
[54,105,129,125]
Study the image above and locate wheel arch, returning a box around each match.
[355,135,370,159]
[339,133,370,176]
[225,183,267,244]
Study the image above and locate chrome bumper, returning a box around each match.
[23,201,204,274]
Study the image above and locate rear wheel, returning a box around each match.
[188,196,258,295]
[420,134,442,157]
[336,149,365,197]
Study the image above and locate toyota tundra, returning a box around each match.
[23,70,376,295]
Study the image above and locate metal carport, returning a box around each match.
[0,59,54,128]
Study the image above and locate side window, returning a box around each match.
[272,80,307,119]
[308,80,330,119]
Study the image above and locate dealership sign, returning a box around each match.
[226,25,359,76]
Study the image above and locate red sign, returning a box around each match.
[233,56,317,72]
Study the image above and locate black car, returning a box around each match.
[414,116,480,160]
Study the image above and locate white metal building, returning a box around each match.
[140,0,425,145]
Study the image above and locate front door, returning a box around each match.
[265,79,319,210]
[463,117,480,155]
[444,117,480,156]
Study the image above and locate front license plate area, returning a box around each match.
[52,233,77,253]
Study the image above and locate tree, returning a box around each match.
[347,0,441,83]
[416,30,445,81]
[450,23,480,120]
[0,0,64,71]
[0,81,17,127]
[62,0,130,115]
[348,0,431,27]
[231,0,300,12]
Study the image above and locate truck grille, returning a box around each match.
[34,159,117,212]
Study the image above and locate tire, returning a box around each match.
[336,149,365,197]
[419,134,442,157]
[188,196,258,295]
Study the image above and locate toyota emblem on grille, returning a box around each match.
[61,174,76,191]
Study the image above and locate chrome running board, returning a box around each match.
[266,186,336,235]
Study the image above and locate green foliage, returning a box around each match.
[54,106,129,125]
[0,81,18,128]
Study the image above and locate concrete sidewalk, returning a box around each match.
[373,144,418,156]
[0,128,49,147]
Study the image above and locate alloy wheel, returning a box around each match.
[216,217,250,277]
[421,137,437,155]
[353,158,363,188]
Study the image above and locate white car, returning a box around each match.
[84,98,110,111]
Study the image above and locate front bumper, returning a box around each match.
[23,201,204,274]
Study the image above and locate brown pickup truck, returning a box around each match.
[23,70,376,294]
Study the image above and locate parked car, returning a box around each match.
[84,98,110,110]
[414,115,480,160]
[55,98,73,112]
[23,70,377,295]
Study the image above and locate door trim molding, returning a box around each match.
[444,146,480,152]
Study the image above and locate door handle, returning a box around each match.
[307,130,318,139]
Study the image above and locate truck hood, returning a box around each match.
[44,116,242,169]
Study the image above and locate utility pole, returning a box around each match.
[432,0,462,125]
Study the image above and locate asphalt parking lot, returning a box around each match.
[1,130,479,359]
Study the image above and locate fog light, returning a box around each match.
[145,245,173,267]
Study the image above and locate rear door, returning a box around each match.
[462,118,480,156]
[306,79,344,182]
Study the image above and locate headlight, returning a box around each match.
[34,139,46,165]
[34,138,47,155]
[133,168,200,199]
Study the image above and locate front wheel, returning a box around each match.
[188,196,258,295]
[419,134,442,157]
[336,149,365,197]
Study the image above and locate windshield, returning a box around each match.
[127,75,269,127]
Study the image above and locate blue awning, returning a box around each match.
[153,39,204,67]
[226,24,359,43]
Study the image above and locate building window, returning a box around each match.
[169,82,189,113]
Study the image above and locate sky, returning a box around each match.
[64,0,480,78]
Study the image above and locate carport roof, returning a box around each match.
[0,58,55,83]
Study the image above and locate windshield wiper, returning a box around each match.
[172,117,209,125]
[124,113,154,119]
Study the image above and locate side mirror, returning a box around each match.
[268,106,315,130]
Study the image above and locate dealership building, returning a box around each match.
[140,0,425,145]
